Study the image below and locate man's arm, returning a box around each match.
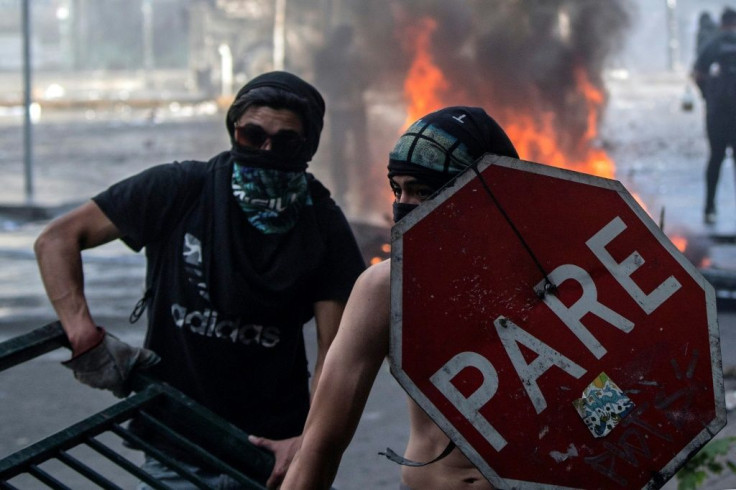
[34,201,122,354]
[310,299,346,395]
[35,200,160,398]
[282,260,391,489]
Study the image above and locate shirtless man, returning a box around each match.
[281,106,519,489]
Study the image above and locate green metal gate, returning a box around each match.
[0,322,273,489]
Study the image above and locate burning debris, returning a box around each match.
[330,0,633,222]
[361,0,632,173]
[321,0,637,263]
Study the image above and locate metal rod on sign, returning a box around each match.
[659,206,666,231]
[22,0,34,203]
[469,164,557,297]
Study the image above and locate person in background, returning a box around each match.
[692,7,736,225]
[281,106,519,489]
[34,71,366,489]
[696,11,718,56]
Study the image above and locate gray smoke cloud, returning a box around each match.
[315,0,632,220]
[351,0,632,163]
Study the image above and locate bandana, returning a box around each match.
[225,71,324,232]
[232,163,311,234]
[195,151,328,320]
[393,202,419,222]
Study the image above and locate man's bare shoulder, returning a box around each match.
[355,258,391,291]
[341,259,391,333]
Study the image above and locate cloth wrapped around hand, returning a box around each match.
[62,328,160,398]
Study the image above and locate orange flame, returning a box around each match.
[399,18,614,180]
[401,17,449,130]
[395,19,713,268]
[574,66,615,179]
[493,67,614,179]
[670,236,687,253]
[576,66,605,142]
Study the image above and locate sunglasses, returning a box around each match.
[234,123,306,158]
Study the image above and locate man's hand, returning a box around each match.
[62,327,160,398]
[248,434,302,489]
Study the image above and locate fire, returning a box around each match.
[576,66,605,142]
[369,244,391,265]
[501,111,614,179]
[399,18,614,180]
[574,66,615,179]
[393,15,714,271]
[670,235,687,253]
[669,234,712,269]
[401,17,449,130]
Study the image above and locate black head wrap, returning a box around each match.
[226,71,326,162]
[387,106,518,191]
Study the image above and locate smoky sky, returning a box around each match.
[348,0,632,161]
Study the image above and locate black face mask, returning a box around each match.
[393,202,419,223]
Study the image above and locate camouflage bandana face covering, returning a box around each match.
[231,163,312,234]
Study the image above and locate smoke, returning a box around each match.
[352,0,632,160]
[318,0,632,220]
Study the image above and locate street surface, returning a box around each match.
[2,70,736,489]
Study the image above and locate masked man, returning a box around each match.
[34,71,366,489]
[282,106,518,489]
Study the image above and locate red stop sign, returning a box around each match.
[389,155,725,489]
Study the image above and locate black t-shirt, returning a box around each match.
[93,154,365,443]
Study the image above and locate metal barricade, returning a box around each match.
[0,322,273,489]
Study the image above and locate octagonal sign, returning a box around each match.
[390,154,725,489]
